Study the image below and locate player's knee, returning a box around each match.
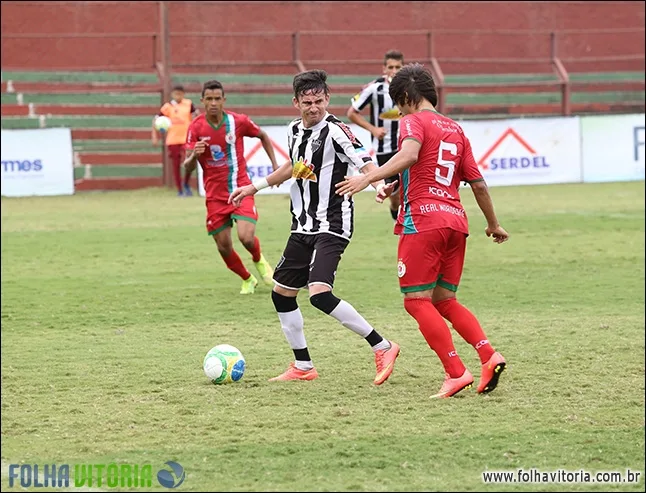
[216,243,233,257]
[239,236,255,251]
[309,291,341,315]
[271,290,298,313]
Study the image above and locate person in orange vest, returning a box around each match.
[152,84,199,196]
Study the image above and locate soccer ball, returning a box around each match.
[154,115,172,132]
[203,344,246,384]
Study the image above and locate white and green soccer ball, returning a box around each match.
[203,344,246,384]
[154,115,172,132]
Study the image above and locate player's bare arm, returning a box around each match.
[358,162,387,192]
[335,138,421,197]
[228,160,292,207]
[257,129,280,171]
[469,180,509,243]
[183,140,207,174]
[347,107,386,140]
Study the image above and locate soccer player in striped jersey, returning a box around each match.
[336,64,508,398]
[184,80,279,295]
[347,50,405,221]
[229,69,401,385]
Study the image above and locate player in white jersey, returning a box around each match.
[229,69,401,385]
[347,50,405,221]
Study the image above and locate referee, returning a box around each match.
[347,50,405,221]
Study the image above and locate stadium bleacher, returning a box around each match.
[1,69,644,190]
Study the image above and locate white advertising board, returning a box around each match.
[581,114,645,183]
[459,116,582,187]
[1,128,74,197]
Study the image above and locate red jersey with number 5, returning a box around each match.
[394,110,484,236]
[185,112,261,202]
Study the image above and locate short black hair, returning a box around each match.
[293,69,329,100]
[171,84,185,92]
[202,79,224,97]
[389,63,438,108]
[384,50,404,65]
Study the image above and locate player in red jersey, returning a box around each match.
[336,63,509,398]
[184,79,279,294]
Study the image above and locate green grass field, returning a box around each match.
[1,182,644,492]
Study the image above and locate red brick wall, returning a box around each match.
[1,1,643,73]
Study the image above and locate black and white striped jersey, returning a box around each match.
[350,76,400,155]
[286,113,373,241]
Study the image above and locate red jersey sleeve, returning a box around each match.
[242,115,261,138]
[185,120,199,151]
[461,136,484,183]
[399,114,425,149]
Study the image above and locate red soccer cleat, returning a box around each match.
[268,362,319,382]
[477,351,506,394]
[374,341,401,385]
[430,369,474,399]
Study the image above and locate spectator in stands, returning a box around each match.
[347,50,405,221]
[152,84,199,196]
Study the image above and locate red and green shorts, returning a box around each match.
[397,228,468,293]
[206,196,258,236]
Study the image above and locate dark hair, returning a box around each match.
[171,84,185,92]
[389,63,437,107]
[202,79,225,97]
[293,69,329,99]
[384,50,404,65]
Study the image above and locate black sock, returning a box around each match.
[293,348,311,361]
[365,330,384,347]
[390,208,398,220]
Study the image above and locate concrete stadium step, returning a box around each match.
[4,69,643,85]
[0,92,356,106]
[0,115,299,129]
[76,152,161,165]
[0,103,350,117]
[3,88,643,109]
[73,139,159,152]
[75,177,163,191]
[74,166,161,179]
[72,129,151,140]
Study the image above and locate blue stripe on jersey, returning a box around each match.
[401,168,418,234]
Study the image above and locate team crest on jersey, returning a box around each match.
[292,158,317,182]
[225,132,236,144]
[397,260,406,278]
[310,139,322,153]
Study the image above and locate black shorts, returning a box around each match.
[377,152,400,191]
[273,233,349,290]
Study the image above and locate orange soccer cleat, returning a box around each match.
[373,341,401,385]
[430,369,474,399]
[477,351,506,394]
[268,362,319,382]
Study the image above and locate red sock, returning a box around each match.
[245,237,262,263]
[404,297,466,378]
[434,298,495,364]
[170,148,182,193]
[221,250,251,280]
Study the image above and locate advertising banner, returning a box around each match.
[1,128,74,197]
[581,114,645,183]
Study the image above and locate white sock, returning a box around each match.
[294,360,314,371]
[277,308,307,349]
[372,339,391,352]
[329,300,375,338]
[277,309,313,370]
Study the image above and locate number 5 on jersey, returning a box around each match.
[437,140,457,186]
